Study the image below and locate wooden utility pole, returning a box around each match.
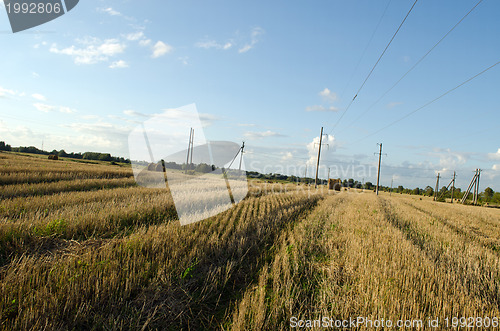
[473,169,481,205]
[375,143,383,195]
[190,129,194,170]
[314,127,324,189]
[327,167,330,183]
[434,173,440,201]
[461,170,477,204]
[450,172,456,203]
[238,141,245,171]
[185,128,193,174]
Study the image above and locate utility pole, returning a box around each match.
[434,173,440,201]
[461,169,478,204]
[238,141,245,171]
[314,127,324,189]
[185,128,193,174]
[190,129,194,170]
[450,172,456,203]
[327,167,330,183]
[473,169,481,205]
[375,143,384,195]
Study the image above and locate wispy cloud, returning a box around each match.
[196,27,264,54]
[100,7,122,16]
[50,38,126,65]
[109,60,129,69]
[125,31,144,41]
[281,151,293,161]
[152,41,173,58]
[238,27,265,53]
[0,87,16,98]
[196,40,233,50]
[124,110,150,118]
[31,93,46,101]
[305,105,339,112]
[244,130,286,139]
[139,39,152,47]
[34,103,77,114]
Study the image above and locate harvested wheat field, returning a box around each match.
[1,152,500,330]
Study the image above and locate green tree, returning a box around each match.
[0,141,11,151]
[484,187,494,201]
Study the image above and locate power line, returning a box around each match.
[337,0,393,100]
[341,0,484,133]
[329,0,419,134]
[352,59,500,144]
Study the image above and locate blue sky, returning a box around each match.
[0,0,499,191]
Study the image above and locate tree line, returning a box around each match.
[0,141,130,164]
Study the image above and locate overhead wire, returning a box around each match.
[336,0,393,101]
[328,0,419,134]
[339,0,484,134]
[350,59,500,144]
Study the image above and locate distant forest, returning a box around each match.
[1,140,499,205]
[0,141,130,164]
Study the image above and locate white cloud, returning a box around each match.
[196,27,263,54]
[33,103,56,113]
[244,130,286,139]
[124,110,150,117]
[196,40,233,50]
[307,134,336,166]
[33,103,77,114]
[81,115,101,120]
[305,105,339,112]
[430,148,468,172]
[493,164,500,171]
[31,93,47,101]
[109,60,129,69]
[282,152,293,161]
[100,7,121,16]
[319,88,337,103]
[139,39,152,47]
[50,38,126,65]
[59,107,77,114]
[152,41,172,58]
[125,31,144,41]
[238,27,265,53]
[0,87,16,98]
[488,148,500,160]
